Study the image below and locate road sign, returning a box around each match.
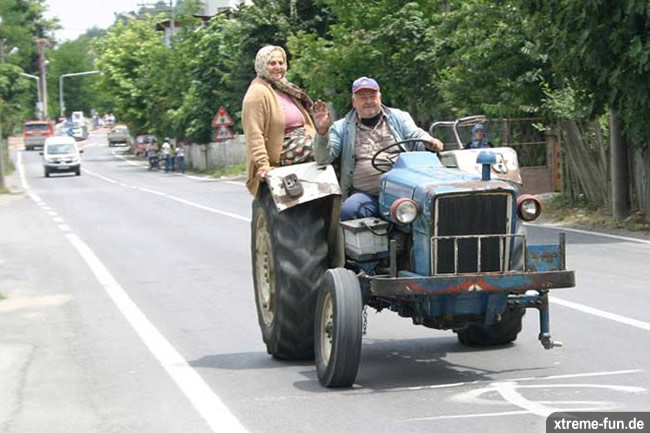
[212,107,234,127]
[214,125,234,142]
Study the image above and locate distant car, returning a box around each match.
[41,136,83,177]
[107,124,131,147]
[71,121,89,141]
[135,134,155,156]
[23,120,54,151]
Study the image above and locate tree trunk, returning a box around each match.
[609,109,630,220]
[632,144,650,222]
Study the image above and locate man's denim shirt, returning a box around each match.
[313,105,432,199]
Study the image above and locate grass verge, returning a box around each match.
[190,163,246,179]
[540,194,650,233]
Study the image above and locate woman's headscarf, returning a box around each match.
[254,45,313,111]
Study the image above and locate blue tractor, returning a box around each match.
[251,116,575,388]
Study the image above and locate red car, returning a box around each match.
[135,134,156,156]
[23,120,54,151]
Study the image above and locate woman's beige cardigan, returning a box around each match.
[242,77,315,197]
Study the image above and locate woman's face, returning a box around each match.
[267,52,287,81]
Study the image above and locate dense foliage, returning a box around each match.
[5,0,650,218]
[0,0,55,133]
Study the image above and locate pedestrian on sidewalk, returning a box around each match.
[175,142,186,174]
[161,138,172,172]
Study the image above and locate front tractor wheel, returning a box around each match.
[456,307,526,346]
[315,268,363,388]
[251,186,328,360]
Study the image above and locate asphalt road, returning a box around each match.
[1,131,649,433]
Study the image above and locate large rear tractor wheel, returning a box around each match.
[251,186,329,360]
[456,307,526,346]
[315,268,363,388]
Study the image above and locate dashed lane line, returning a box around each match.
[83,167,251,223]
[526,222,650,245]
[551,296,650,332]
[110,149,246,185]
[17,150,251,433]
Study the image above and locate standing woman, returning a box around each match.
[242,45,316,197]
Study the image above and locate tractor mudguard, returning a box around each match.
[265,162,341,212]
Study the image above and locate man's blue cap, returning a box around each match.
[352,76,380,93]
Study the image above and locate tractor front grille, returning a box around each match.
[432,192,511,274]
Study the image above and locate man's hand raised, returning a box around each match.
[312,100,332,136]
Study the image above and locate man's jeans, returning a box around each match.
[340,191,380,221]
[176,156,185,173]
[164,154,171,172]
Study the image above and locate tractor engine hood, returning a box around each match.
[379,152,517,224]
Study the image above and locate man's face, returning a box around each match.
[352,90,382,119]
[475,129,484,140]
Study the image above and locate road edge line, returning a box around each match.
[16,148,250,433]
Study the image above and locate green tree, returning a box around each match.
[48,35,102,117]
[289,0,548,125]
[94,16,167,133]
[518,0,650,219]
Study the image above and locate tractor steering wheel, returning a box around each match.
[370,139,433,173]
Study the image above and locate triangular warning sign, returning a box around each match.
[212,106,234,127]
[214,125,234,142]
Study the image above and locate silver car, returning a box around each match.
[41,136,83,177]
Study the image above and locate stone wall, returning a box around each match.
[185,135,246,171]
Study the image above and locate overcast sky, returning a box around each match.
[43,0,144,42]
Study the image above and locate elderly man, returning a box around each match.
[312,76,443,220]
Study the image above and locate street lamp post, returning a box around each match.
[59,70,101,118]
[0,15,6,189]
[19,72,42,119]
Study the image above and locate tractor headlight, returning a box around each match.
[517,194,542,221]
[390,198,418,224]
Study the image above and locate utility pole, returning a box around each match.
[170,0,175,37]
[36,38,50,119]
[0,16,6,189]
[609,108,630,220]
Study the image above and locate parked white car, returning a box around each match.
[41,136,83,177]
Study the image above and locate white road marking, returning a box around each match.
[138,187,167,197]
[16,150,250,433]
[374,369,645,395]
[82,163,251,222]
[16,152,42,203]
[53,217,64,223]
[165,195,251,222]
[48,211,58,217]
[551,297,650,332]
[493,381,554,417]
[65,233,249,433]
[111,149,245,185]
[83,168,118,184]
[58,224,71,232]
[407,410,531,421]
[528,222,650,245]
[511,369,644,383]
[407,377,646,422]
